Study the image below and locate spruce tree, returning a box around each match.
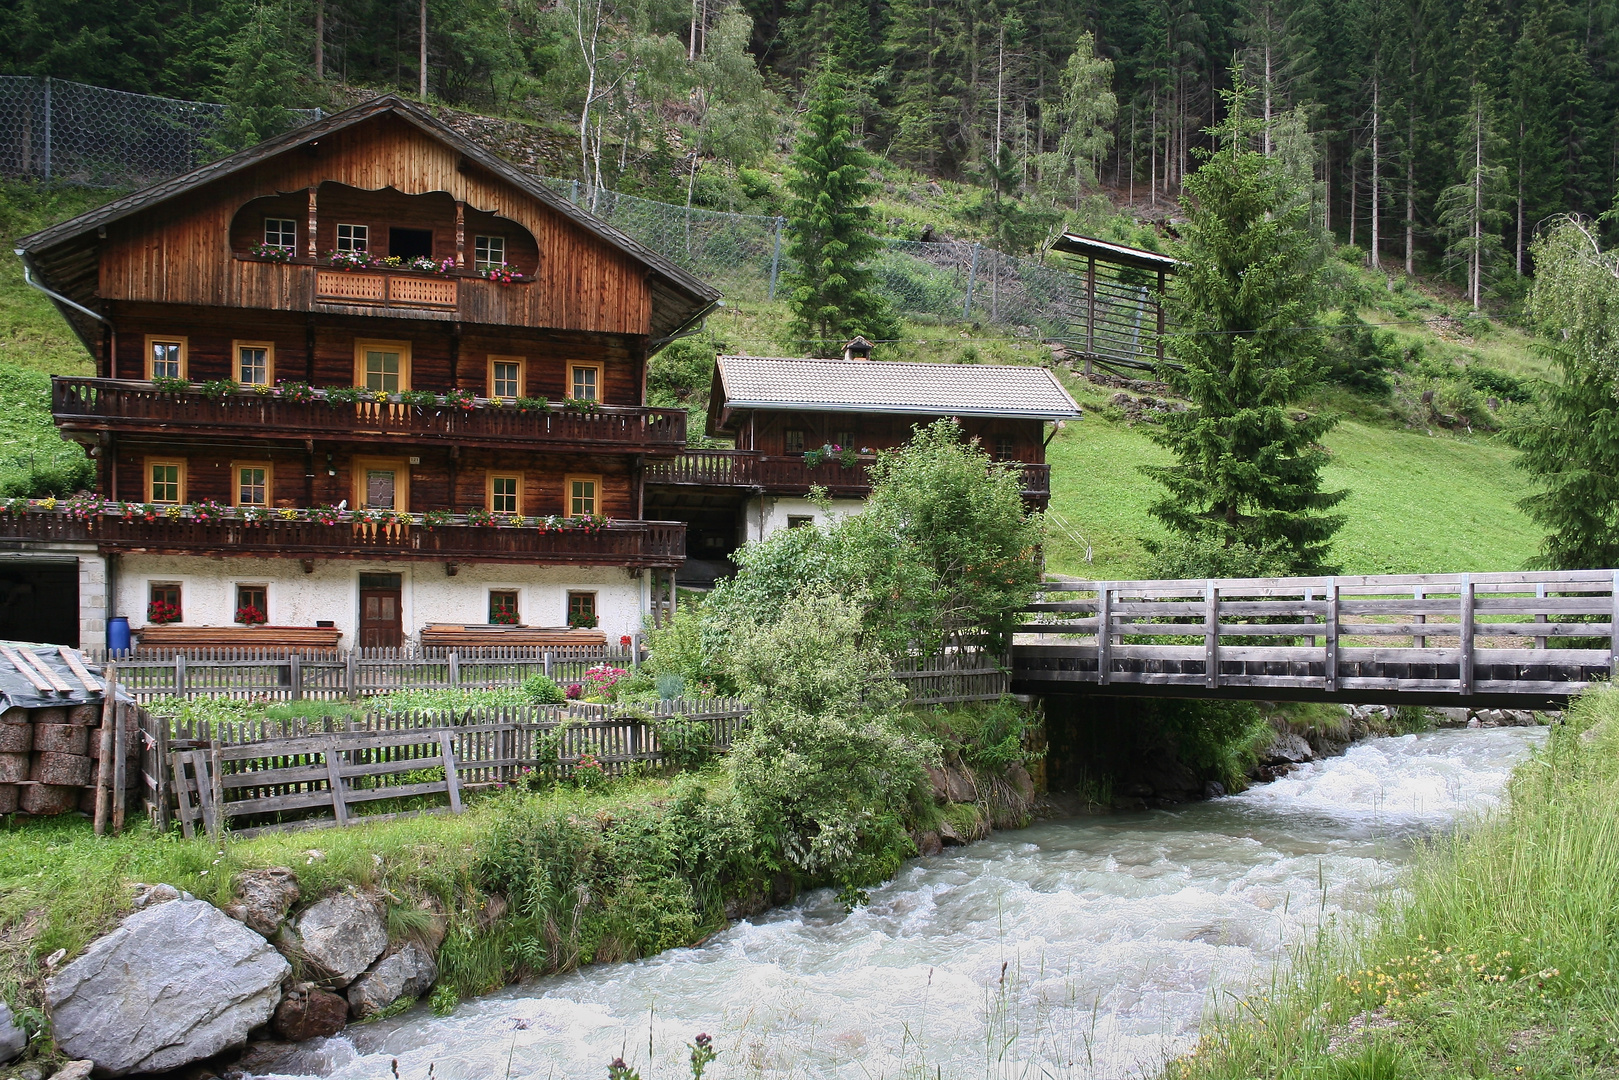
[1508,216,1619,570]
[783,68,899,355]
[1144,73,1347,574]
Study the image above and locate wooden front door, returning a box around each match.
[358,572,403,648]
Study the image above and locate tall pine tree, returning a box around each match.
[1144,72,1347,572]
[782,68,899,354]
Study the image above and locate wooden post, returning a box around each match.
[346,648,358,700]
[543,650,553,680]
[448,651,460,688]
[94,663,117,835]
[1155,270,1167,365]
[1535,581,1548,651]
[290,652,303,700]
[1609,571,1618,680]
[438,731,463,813]
[1097,588,1113,685]
[153,707,170,832]
[1303,587,1316,647]
[630,633,641,671]
[112,701,128,833]
[170,750,196,839]
[454,201,465,267]
[324,747,350,826]
[1413,587,1426,649]
[1460,575,1475,697]
[1324,580,1339,692]
[1204,581,1219,688]
[209,740,224,832]
[306,187,318,260]
[190,749,219,841]
[174,654,186,698]
[1085,255,1097,372]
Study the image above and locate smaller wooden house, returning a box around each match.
[646,341,1080,580]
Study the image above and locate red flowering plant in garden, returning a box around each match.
[619,634,633,648]
[565,682,584,699]
[235,605,267,625]
[147,599,181,624]
[585,664,628,697]
[572,751,604,788]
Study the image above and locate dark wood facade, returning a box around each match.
[18,97,721,575]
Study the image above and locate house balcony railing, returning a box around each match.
[51,378,687,453]
[646,451,1052,502]
[0,506,686,568]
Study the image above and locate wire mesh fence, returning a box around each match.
[0,76,322,189]
[0,77,1159,354]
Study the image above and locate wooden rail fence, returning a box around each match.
[84,645,643,702]
[151,699,752,838]
[1012,569,1619,706]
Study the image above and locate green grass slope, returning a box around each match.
[1044,372,1543,580]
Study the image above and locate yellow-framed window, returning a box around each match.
[352,458,411,511]
[145,336,187,380]
[231,461,273,507]
[232,340,275,386]
[488,356,524,399]
[145,459,186,504]
[565,474,600,517]
[487,473,522,515]
[569,363,601,402]
[353,340,411,392]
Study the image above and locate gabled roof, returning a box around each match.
[711,356,1082,424]
[17,96,720,343]
[1052,233,1178,274]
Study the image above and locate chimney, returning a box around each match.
[842,336,873,361]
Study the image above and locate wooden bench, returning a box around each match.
[418,625,607,649]
[136,626,344,650]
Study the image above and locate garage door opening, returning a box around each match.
[0,561,79,646]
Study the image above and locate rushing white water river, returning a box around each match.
[253,727,1541,1080]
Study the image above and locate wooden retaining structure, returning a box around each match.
[1011,569,1619,707]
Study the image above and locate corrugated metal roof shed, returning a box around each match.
[0,642,121,710]
[714,356,1082,420]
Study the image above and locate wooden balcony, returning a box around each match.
[647,451,1052,503]
[313,268,459,309]
[0,511,685,568]
[52,378,687,453]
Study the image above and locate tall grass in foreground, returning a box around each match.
[1173,687,1619,1080]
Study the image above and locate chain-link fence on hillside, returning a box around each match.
[0,78,1161,359]
[0,77,323,188]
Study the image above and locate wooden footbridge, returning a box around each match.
[1010,570,1619,708]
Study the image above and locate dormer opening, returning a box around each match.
[843,336,874,361]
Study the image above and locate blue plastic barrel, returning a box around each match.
[107,616,131,654]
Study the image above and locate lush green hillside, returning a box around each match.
[1044,376,1542,579]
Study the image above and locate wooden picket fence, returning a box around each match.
[149,698,751,838]
[84,644,643,702]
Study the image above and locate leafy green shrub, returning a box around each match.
[1144,535,1296,580]
[726,593,933,906]
[935,697,1040,774]
[522,673,566,705]
[651,714,713,771]
[655,673,685,700]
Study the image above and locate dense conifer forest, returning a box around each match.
[4,0,1614,295]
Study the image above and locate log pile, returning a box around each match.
[0,703,134,815]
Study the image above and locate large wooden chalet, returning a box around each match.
[646,338,1080,584]
[9,96,718,649]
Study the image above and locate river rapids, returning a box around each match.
[252,726,1542,1080]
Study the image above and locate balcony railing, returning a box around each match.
[52,379,687,453]
[647,451,1052,501]
[0,510,685,567]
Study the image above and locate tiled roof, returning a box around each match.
[715,356,1081,420]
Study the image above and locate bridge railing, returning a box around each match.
[1012,569,1619,701]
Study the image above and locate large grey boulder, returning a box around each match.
[44,898,288,1076]
[291,892,388,985]
[0,1001,26,1062]
[346,942,438,1018]
[1261,732,1314,765]
[225,867,301,936]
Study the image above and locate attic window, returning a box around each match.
[474,235,505,270]
[337,224,368,252]
[264,218,296,249]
